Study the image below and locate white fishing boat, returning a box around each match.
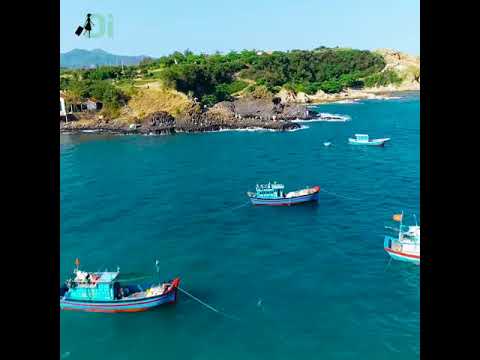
[348,134,390,146]
[384,212,420,265]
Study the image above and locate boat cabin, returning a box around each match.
[385,223,420,255]
[63,271,120,301]
[404,225,420,240]
[386,236,420,255]
[355,134,369,141]
[255,182,285,199]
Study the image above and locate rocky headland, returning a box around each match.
[60,96,317,135]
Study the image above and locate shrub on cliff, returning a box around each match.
[83,66,122,80]
[363,69,402,87]
[244,85,273,99]
[201,85,233,107]
[319,80,343,94]
[100,106,121,120]
[218,80,249,94]
[282,71,366,95]
[60,77,71,91]
[160,60,245,99]
[201,95,218,108]
[284,82,321,95]
[62,79,129,110]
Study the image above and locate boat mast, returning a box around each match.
[398,210,404,241]
[155,260,160,284]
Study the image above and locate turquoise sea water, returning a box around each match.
[60,92,419,360]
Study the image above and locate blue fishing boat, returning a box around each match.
[60,260,180,313]
[384,213,420,265]
[247,182,320,206]
[348,134,390,146]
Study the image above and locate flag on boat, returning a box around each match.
[393,214,403,222]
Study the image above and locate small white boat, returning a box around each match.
[348,134,390,146]
[324,142,332,147]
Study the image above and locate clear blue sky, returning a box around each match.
[60,0,419,56]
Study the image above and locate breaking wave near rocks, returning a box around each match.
[295,113,351,123]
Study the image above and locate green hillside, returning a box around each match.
[60,47,416,118]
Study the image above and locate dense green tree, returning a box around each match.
[61,79,128,109]
[364,70,402,87]
[60,47,401,109]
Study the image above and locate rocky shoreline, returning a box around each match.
[60,119,301,135]
[60,97,316,135]
[278,86,420,105]
[60,89,419,136]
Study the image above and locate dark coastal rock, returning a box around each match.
[130,110,177,135]
[175,102,238,131]
[212,101,236,113]
[280,103,312,120]
[206,101,236,121]
[175,103,209,127]
[257,121,301,131]
[233,98,274,120]
[145,111,175,127]
[308,107,320,117]
[60,113,80,123]
[228,97,313,121]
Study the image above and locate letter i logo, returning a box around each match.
[107,14,114,38]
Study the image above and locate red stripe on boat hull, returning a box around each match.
[62,307,151,313]
[60,278,180,313]
[62,300,176,313]
[250,186,320,206]
[253,202,313,206]
[384,247,420,259]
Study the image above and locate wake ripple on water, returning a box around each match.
[214,127,280,133]
[294,113,351,123]
[288,125,310,132]
[203,125,310,133]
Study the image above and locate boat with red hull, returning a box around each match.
[247,182,320,206]
[384,213,420,265]
[60,261,180,313]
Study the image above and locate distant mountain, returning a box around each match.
[60,49,151,68]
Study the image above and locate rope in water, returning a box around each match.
[168,200,250,233]
[384,257,393,272]
[220,201,250,213]
[178,287,241,321]
[197,200,250,218]
[321,188,363,201]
